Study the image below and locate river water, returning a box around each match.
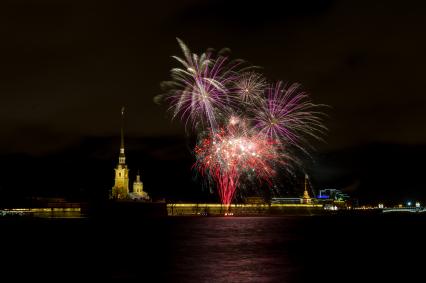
[0,215,424,282]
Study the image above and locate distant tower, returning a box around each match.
[131,170,149,200]
[301,174,312,204]
[111,107,129,199]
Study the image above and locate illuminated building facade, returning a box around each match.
[130,171,149,200]
[315,188,351,210]
[317,189,350,201]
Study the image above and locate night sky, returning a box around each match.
[1,0,425,203]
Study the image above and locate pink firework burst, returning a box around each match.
[194,121,281,205]
[161,38,242,131]
[253,81,326,148]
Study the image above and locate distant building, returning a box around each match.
[110,107,149,200]
[316,188,351,209]
[245,197,266,204]
[271,174,313,205]
[317,189,349,201]
[130,171,149,200]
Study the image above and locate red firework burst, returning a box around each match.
[194,122,281,205]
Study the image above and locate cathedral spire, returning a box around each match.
[119,106,126,165]
[121,106,125,150]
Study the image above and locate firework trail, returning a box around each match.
[158,39,326,205]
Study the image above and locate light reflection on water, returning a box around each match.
[168,217,301,282]
[162,215,426,282]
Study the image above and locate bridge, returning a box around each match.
[382,207,426,213]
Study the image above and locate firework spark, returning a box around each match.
[233,72,266,104]
[253,82,326,148]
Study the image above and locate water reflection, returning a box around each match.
[1,214,424,281]
[168,217,301,282]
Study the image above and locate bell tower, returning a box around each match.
[111,107,129,199]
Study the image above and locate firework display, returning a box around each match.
[158,39,325,205]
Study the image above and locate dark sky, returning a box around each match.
[1,0,425,155]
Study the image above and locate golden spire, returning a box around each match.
[303,174,311,200]
[121,106,125,150]
[119,106,126,165]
